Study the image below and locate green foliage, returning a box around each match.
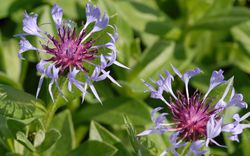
[0,0,250,156]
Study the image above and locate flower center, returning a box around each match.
[170,92,216,141]
[42,26,97,72]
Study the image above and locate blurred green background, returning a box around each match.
[0,0,250,155]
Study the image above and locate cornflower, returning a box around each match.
[138,65,250,156]
[17,2,128,103]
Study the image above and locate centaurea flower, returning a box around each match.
[138,65,250,155]
[17,3,128,103]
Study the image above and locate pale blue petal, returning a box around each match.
[137,129,166,136]
[36,60,48,74]
[88,81,102,104]
[101,70,121,87]
[227,135,239,142]
[85,2,101,28]
[23,12,43,37]
[51,4,63,27]
[182,68,202,85]
[81,83,88,103]
[18,37,37,59]
[188,140,207,156]
[206,115,223,147]
[114,61,130,69]
[36,74,45,98]
[171,65,182,78]
[100,55,107,68]
[92,13,109,33]
[228,93,248,108]
[151,107,163,122]
[48,79,55,103]
[204,69,226,99]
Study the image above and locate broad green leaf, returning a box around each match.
[192,7,250,30]
[216,43,250,74]
[128,38,142,67]
[0,0,15,19]
[7,117,37,137]
[90,121,131,156]
[231,21,250,55]
[129,41,175,80]
[113,0,172,35]
[0,115,13,138]
[74,126,88,146]
[97,0,135,65]
[241,129,250,156]
[206,0,233,16]
[37,129,61,152]
[69,140,117,156]
[183,0,214,25]
[0,39,21,82]
[74,97,151,126]
[41,110,75,156]
[206,78,234,107]
[0,84,46,119]
[0,144,7,155]
[0,72,21,89]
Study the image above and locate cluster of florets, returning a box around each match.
[138,65,250,156]
[16,2,250,156]
[17,3,128,103]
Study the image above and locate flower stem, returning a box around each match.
[44,102,58,130]
[44,80,67,130]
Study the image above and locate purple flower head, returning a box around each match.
[138,66,250,155]
[17,2,128,103]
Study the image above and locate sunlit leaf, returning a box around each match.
[0,84,46,119]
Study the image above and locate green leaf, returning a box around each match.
[0,39,21,82]
[0,72,21,89]
[207,78,234,107]
[192,7,250,30]
[7,117,37,137]
[129,41,175,80]
[231,21,250,55]
[90,121,131,156]
[69,140,117,156]
[0,84,46,119]
[74,97,151,126]
[241,129,250,156]
[0,0,15,19]
[74,126,88,146]
[112,0,172,35]
[41,110,75,156]
[37,129,61,152]
[215,43,250,74]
